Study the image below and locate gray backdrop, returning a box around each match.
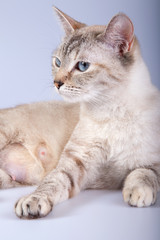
[0,0,159,109]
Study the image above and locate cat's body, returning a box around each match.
[0,101,79,187]
[1,7,160,219]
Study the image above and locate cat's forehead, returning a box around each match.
[59,25,105,57]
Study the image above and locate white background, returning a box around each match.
[0,0,160,240]
[0,186,160,240]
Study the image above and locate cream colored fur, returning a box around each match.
[0,101,79,187]
[1,7,160,219]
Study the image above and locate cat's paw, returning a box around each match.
[15,193,53,219]
[122,185,156,207]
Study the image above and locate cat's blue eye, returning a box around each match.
[77,61,90,72]
[55,57,61,68]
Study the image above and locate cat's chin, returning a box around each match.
[56,92,77,102]
[62,95,81,103]
[61,93,97,105]
[58,89,81,103]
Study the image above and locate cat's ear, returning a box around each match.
[53,6,86,35]
[100,13,134,55]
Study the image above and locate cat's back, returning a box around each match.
[0,101,79,127]
[0,101,80,149]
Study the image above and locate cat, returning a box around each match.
[0,101,79,187]
[2,6,160,219]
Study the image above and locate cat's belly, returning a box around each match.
[0,143,51,184]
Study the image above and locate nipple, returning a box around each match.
[38,146,48,161]
[36,142,55,173]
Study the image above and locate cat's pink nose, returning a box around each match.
[54,80,64,89]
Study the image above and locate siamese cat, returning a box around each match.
[1,7,160,219]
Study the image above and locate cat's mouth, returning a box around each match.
[55,84,85,102]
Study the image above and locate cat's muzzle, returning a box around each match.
[54,80,64,90]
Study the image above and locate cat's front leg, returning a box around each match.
[122,168,159,207]
[15,163,85,219]
[15,140,88,219]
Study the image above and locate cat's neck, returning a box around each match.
[80,94,129,122]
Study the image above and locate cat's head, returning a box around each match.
[52,7,138,103]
